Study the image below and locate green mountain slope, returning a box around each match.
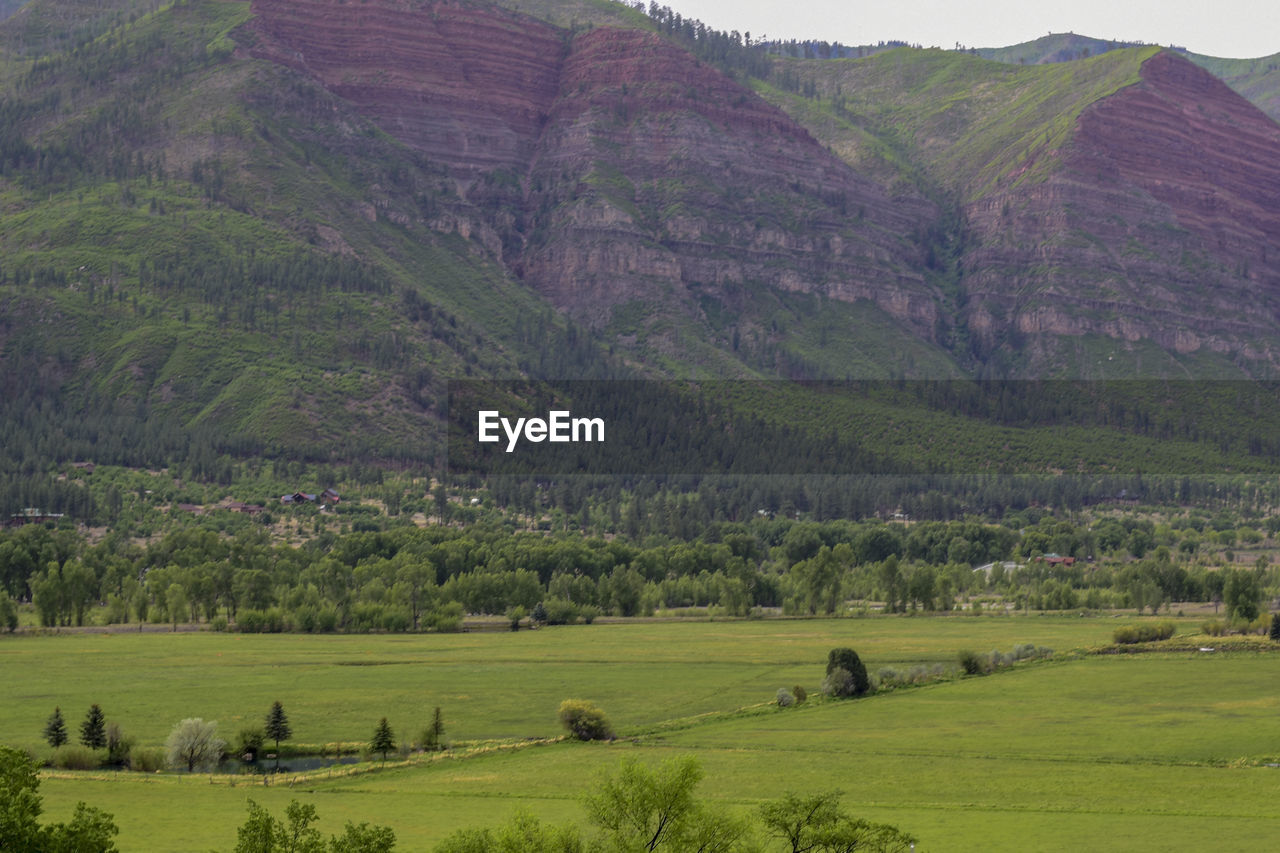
[976,33,1146,66]
[1183,52,1280,123]
[0,0,607,467]
[968,32,1280,125]
[3,0,1280,512]
[760,46,1157,199]
[756,46,1280,377]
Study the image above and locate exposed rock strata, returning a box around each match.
[248,0,941,335]
[962,52,1280,369]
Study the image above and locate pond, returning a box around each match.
[214,754,363,774]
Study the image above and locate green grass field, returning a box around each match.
[10,617,1280,851]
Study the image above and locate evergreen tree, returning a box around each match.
[264,701,291,771]
[422,706,445,751]
[371,718,395,762]
[1270,612,1280,642]
[80,704,106,750]
[43,707,67,749]
[824,648,870,698]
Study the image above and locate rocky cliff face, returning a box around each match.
[246,0,1280,377]
[247,0,943,343]
[961,52,1280,372]
[249,0,566,180]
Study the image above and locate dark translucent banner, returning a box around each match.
[445,380,1280,477]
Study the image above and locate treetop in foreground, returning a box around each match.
[0,745,118,852]
[435,754,915,852]
[233,799,395,853]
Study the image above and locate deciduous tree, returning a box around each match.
[557,699,613,741]
[0,745,118,852]
[164,718,225,772]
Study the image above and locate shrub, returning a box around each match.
[128,746,166,772]
[315,607,340,633]
[791,685,807,705]
[1113,621,1176,644]
[294,606,319,633]
[579,604,602,625]
[237,727,265,761]
[775,688,795,707]
[209,616,229,632]
[821,667,856,698]
[1271,612,1280,642]
[542,598,579,625]
[958,649,986,675]
[557,700,613,741]
[427,602,464,633]
[824,648,869,697]
[1201,619,1226,636]
[1112,625,1138,644]
[53,746,100,770]
[105,723,133,768]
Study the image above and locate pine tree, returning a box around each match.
[80,704,106,750]
[43,707,67,749]
[422,706,445,751]
[1270,612,1280,642]
[264,701,292,771]
[371,718,395,762]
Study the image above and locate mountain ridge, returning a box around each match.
[2,0,1280,479]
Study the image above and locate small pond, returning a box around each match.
[215,754,363,774]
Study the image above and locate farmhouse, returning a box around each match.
[5,508,65,528]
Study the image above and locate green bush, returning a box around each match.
[958,649,986,675]
[579,604,602,624]
[558,699,613,741]
[775,688,795,707]
[53,746,100,770]
[425,602,464,633]
[128,746,165,772]
[237,608,290,633]
[542,598,580,625]
[824,648,869,697]
[1113,621,1175,644]
[237,727,265,761]
[791,685,807,704]
[1201,619,1226,637]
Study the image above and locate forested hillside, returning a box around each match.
[2,0,1280,526]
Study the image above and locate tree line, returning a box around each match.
[2,508,1275,633]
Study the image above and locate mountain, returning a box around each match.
[2,0,1280,482]
[245,0,958,377]
[759,47,1280,376]
[1182,52,1280,125]
[971,32,1280,126]
[976,33,1145,66]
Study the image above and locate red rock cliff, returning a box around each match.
[247,0,941,335]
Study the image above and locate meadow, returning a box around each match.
[8,616,1280,851]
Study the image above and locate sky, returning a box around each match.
[659,0,1280,59]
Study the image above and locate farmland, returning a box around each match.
[7,616,1280,850]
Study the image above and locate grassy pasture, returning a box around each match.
[13,617,1280,851]
[1,617,1120,753]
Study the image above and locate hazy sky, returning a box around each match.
[659,0,1280,59]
